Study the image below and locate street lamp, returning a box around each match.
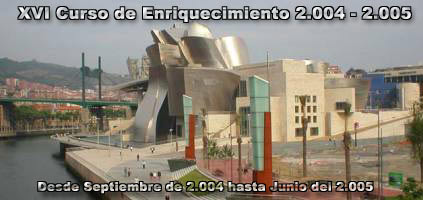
[169,128,173,151]
[95,116,99,145]
[367,107,382,200]
[247,113,251,165]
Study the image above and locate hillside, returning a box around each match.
[0,58,130,89]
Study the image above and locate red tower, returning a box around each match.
[253,112,272,194]
[185,114,196,160]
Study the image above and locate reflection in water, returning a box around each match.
[0,136,95,200]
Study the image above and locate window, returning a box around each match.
[310,127,319,136]
[313,116,317,123]
[313,96,317,103]
[307,116,311,122]
[307,106,311,113]
[239,107,250,136]
[238,80,247,97]
[306,96,311,103]
[295,128,303,137]
[295,116,299,124]
[295,96,299,103]
[336,102,347,110]
[313,106,317,113]
[295,106,299,113]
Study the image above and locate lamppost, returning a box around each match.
[175,128,179,152]
[96,116,100,145]
[368,107,382,200]
[169,128,173,151]
[247,113,251,165]
[230,125,233,182]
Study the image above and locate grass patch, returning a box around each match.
[178,169,216,196]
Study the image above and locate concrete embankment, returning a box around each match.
[0,128,80,140]
[65,151,136,200]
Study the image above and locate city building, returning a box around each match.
[117,23,417,144]
[234,59,370,142]
[364,65,423,110]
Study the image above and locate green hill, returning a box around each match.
[0,58,130,89]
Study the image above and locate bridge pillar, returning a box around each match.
[125,107,135,119]
[80,108,90,133]
[95,107,104,131]
[0,103,16,137]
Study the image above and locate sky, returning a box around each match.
[0,0,422,75]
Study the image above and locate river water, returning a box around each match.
[0,136,95,200]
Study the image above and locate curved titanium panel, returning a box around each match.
[133,66,168,143]
[183,23,213,39]
[179,36,227,68]
[166,67,240,116]
[215,36,249,69]
[325,78,371,110]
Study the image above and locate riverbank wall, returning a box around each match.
[0,128,81,140]
[65,150,138,200]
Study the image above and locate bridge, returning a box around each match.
[0,97,138,137]
[0,97,138,108]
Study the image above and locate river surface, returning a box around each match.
[0,136,96,200]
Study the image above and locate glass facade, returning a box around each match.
[183,95,193,146]
[249,75,269,171]
[365,73,398,109]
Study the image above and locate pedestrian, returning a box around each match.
[165,191,170,200]
[150,147,155,154]
[128,168,131,177]
[124,167,127,177]
[142,160,146,169]
[137,154,140,161]
[130,146,133,152]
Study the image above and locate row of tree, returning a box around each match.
[10,106,126,130]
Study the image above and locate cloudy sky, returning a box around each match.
[0,0,422,74]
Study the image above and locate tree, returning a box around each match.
[340,102,353,200]
[299,95,308,177]
[207,139,234,160]
[207,140,220,159]
[400,177,423,200]
[201,108,208,169]
[407,101,423,183]
[235,113,242,183]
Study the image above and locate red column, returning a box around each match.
[253,112,272,194]
[185,114,196,160]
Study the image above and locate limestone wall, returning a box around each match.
[398,83,420,110]
[324,88,356,112]
[326,110,410,136]
[283,72,326,142]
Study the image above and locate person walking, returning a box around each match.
[165,191,170,200]
[128,168,131,177]
[137,153,140,161]
[130,146,133,152]
[124,167,127,177]
[142,160,146,169]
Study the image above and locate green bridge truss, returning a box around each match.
[0,97,138,108]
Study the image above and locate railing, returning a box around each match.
[14,126,80,132]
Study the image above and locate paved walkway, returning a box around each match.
[71,145,193,199]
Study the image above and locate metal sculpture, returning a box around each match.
[133,23,249,143]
